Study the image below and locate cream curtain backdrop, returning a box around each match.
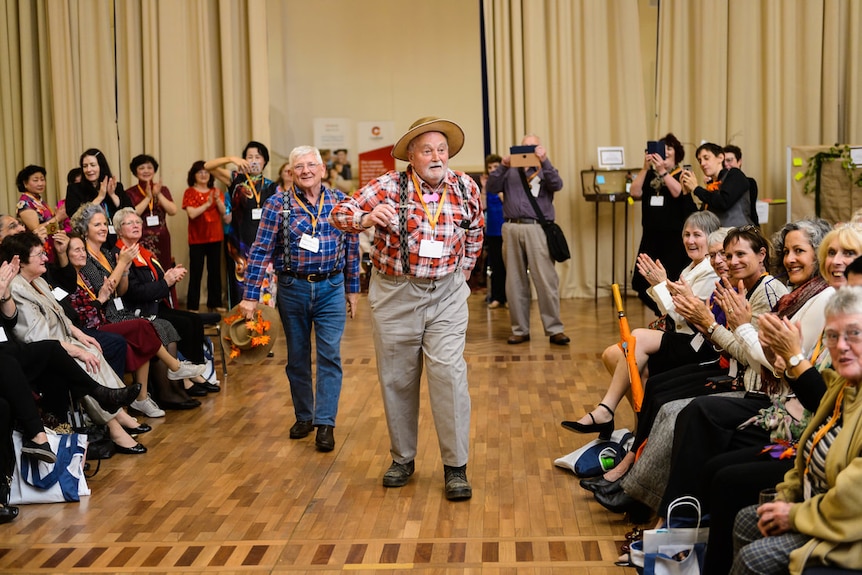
[655,0,862,218]
[3,0,862,301]
[484,0,649,298]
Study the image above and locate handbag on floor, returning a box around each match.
[633,496,708,574]
[10,430,91,504]
[554,429,633,476]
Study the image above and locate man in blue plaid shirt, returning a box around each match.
[240,145,360,453]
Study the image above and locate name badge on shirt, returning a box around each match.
[299,233,320,253]
[690,332,704,352]
[51,286,69,301]
[728,358,738,378]
[419,239,444,259]
[529,177,542,197]
[650,196,665,207]
[251,208,263,221]
[113,297,125,311]
[0,327,7,343]
[146,215,159,227]
[108,225,116,235]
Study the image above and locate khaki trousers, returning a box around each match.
[368,269,471,467]
[502,222,564,337]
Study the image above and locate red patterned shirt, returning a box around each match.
[330,167,484,279]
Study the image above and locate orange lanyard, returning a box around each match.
[86,243,113,273]
[76,272,99,300]
[804,384,848,476]
[292,187,325,235]
[411,172,447,231]
[138,184,154,214]
[245,174,262,207]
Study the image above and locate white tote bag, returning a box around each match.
[633,496,709,573]
[10,430,91,505]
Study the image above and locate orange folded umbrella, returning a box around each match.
[613,283,643,412]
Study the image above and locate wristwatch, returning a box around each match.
[788,354,805,368]
[706,322,718,335]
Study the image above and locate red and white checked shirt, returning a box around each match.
[330,167,484,279]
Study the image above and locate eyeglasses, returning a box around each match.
[292,163,320,173]
[30,250,48,260]
[737,224,761,233]
[121,220,142,227]
[709,251,726,261]
[824,328,862,347]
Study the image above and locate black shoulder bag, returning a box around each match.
[518,169,570,262]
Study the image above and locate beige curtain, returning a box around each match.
[484,0,648,298]
[656,0,862,224]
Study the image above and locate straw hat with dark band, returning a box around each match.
[391,116,465,162]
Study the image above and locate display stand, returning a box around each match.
[581,168,640,301]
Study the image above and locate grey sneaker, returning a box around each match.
[130,395,166,418]
[168,361,207,381]
[443,464,472,501]
[382,460,415,487]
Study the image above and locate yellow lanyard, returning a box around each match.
[411,172,447,231]
[138,184,155,214]
[804,384,848,476]
[245,174,262,207]
[292,187,325,235]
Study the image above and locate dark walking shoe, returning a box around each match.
[315,425,335,452]
[289,420,313,439]
[22,439,57,464]
[443,464,472,501]
[382,460,415,487]
[90,383,142,413]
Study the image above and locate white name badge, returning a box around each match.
[299,233,320,253]
[251,208,263,221]
[529,177,542,197]
[51,286,69,301]
[419,239,444,259]
[146,215,159,227]
[728,358,739,378]
[0,327,7,343]
[650,195,665,207]
[113,297,125,311]
[690,332,704,352]
[108,225,116,234]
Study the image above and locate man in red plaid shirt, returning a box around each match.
[331,117,483,500]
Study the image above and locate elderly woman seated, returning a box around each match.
[0,231,149,454]
[730,285,862,575]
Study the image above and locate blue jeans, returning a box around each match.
[276,272,347,427]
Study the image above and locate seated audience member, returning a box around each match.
[696,223,862,575]
[723,144,759,226]
[582,226,787,516]
[564,212,721,440]
[113,208,217,398]
[65,234,205,415]
[657,219,834,521]
[730,286,862,575]
[681,142,753,227]
[0,214,129,379]
[0,232,148,454]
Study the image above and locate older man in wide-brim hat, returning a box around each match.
[331,116,484,501]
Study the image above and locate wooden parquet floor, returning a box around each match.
[0,289,656,574]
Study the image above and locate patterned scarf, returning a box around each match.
[759,275,830,395]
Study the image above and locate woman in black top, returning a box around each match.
[629,133,697,315]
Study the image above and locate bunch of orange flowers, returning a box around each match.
[224,309,272,359]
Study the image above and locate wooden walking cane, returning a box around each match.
[613,283,643,412]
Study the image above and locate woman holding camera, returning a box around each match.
[629,133,697,315]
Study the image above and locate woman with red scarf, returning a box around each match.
[112,208,218,398]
